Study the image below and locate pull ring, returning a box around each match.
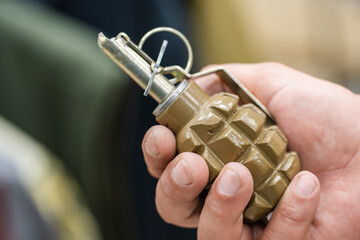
[138,27,193,74]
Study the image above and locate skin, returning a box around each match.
[141,63,360,239]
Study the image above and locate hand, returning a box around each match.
[142,63,360,239]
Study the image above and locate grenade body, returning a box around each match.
[157,81,301,222]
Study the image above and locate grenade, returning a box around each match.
[97,27,301,222]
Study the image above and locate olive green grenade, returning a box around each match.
[97,27,300,222]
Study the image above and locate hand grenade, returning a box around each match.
[97,27,301,222]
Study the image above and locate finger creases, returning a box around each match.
[155,152,209,228]
[262,171,320,240]
[198,163,253,240]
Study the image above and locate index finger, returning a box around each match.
[194,62,309,110]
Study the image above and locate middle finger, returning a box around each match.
[155,152,209,228]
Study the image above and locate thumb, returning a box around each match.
[261,171,320,240]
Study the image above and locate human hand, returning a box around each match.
[142,63,360,239]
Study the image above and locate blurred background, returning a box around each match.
[0,0,359,239]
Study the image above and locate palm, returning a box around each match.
[198,63,360,239]
[258,74,360,239]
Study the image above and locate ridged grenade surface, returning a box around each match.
[175,92,300,222]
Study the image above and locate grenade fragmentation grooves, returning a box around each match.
[157,82,301,222]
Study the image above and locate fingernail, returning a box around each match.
[295,174,317,196]
[144,132,160,157]
[218,170,241,196]
[172,160,192,186]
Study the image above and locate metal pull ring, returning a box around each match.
[138,27,194,73]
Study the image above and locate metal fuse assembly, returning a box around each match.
[97,28,300,222]
[98,32,175,103]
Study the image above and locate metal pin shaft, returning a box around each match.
[144,40,168,96]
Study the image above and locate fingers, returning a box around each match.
[155,152,209,227]
[142,125,176,178]
[195,62,313,108]
[261,171,320,240]
[198,163,254,240]
[193,68,231,96]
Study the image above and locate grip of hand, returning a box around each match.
[156,81,301,222]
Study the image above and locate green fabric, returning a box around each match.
[0,115,102,240]
[0,0,135,238]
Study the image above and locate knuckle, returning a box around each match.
[200,64,220,71]
[155,181,178,225]
[155,194,175,225]
[158,175,176,202]
[277,204,305,224]
[258,62,287,72]
[206,197,228,219]
[255,62,289,79]
[155,181,199,227]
